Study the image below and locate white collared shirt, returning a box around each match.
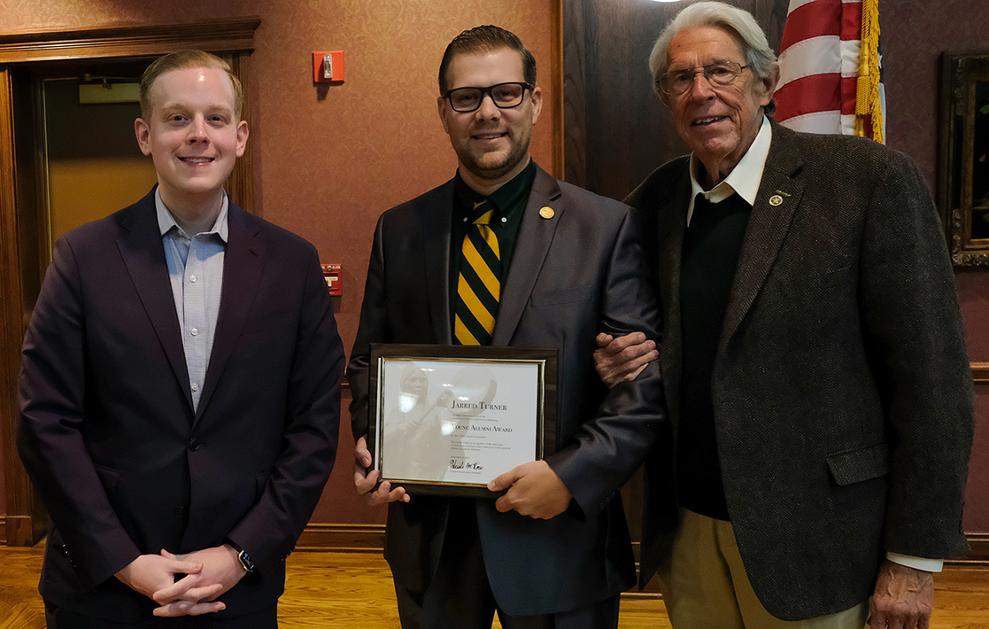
[686,116,772,225]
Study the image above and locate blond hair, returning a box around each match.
[139,50,243,119]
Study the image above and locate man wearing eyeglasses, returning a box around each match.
[348,25,667,628]
[594,2,973,628]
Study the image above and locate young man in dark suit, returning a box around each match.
[349,25,668,629]
[18,50,344,627]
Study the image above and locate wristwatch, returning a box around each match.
[227,541,256,574]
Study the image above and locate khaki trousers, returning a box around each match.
[658,509,868,629]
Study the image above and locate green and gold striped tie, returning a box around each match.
[455,200,501,346]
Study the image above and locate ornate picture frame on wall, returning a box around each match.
[939,51,989,267]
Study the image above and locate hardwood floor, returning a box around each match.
[1,545,986,628]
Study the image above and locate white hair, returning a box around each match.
[648,1,778,98]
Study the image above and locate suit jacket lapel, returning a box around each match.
[194,202,265,422]
[115,191,194,414]
[720,123,804,349]
[422,182,454,344]
[491,166,563,346]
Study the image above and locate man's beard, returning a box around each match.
[457,133,530,182]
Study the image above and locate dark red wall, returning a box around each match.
[882,0,989,532]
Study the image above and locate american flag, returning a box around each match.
[774,0,884,143]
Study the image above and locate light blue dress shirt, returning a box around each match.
[155,188,227,412]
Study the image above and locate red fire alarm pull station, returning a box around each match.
[321,264,342,296]
[313,51,345,84]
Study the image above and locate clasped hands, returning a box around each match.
[114,544,246,617]
[353,436,572,519]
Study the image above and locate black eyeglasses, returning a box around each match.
[657,61,750,96]
[444,82,533,113]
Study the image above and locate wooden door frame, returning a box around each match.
[0,18,260,546]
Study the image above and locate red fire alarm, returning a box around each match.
[321,263,342,296]
[313,51,345,84]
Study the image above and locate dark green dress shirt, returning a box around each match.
[449,160,536,333]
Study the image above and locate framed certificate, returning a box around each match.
[367,343,558,498]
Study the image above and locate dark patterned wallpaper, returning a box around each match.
[881,0,989,351]
[882,0,985,186]
[882,0,989,531]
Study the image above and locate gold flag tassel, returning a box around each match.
[855,0,884,143]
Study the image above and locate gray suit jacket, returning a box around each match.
[348,165,669,616]
[633,123,973,620]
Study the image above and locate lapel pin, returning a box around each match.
[538,206,555,219]
[769,194,784,207]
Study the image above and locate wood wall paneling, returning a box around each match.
[958,532,989,563]
[292,522,989,572]
[0,65,47,546]
[0,19,260,64]
[562,0,787,198]
[295,523,384,553]
[224,53,255,212]
[0,67,21,543]
[550,0,565,179]
[561,0,587,187]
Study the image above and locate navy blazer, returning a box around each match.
[18,189,344,622]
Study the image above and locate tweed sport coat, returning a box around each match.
[634,122,973,620]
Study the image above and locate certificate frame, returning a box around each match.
[367,343,558,498]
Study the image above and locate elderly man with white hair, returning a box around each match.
[594,3,973,628]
